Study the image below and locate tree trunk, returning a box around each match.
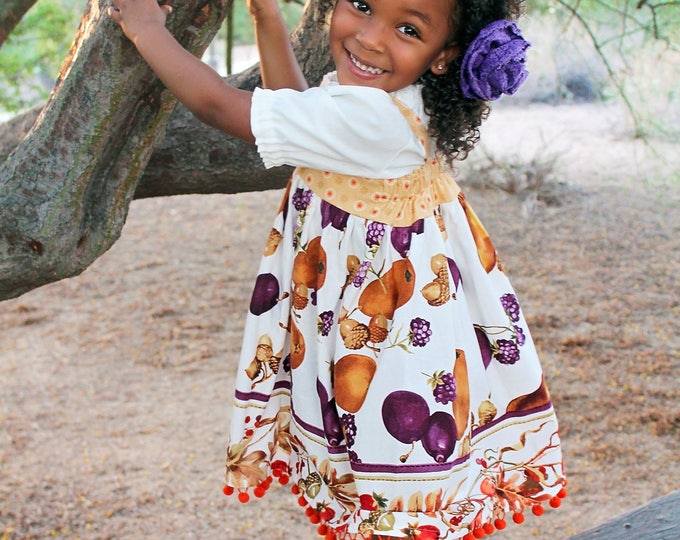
[0,0,37,48]
[0,0,332,301]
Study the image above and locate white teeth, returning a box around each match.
[350,53,385,75]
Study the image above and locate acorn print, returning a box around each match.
[263,228,283,256]
[341,321,371,350]
[420,254,453,306]
[292,283,309,310]
[368,314,389,343]
[478,399,498,426]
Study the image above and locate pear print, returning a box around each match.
[458,192,497,273]
[358,258,416,319]
[334,354,377,413]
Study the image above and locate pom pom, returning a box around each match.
[549,496,562,508]
[222,485,234,496]
[237,491,250,504]
[460,20,531,101]
[473,527,486,538]
[512,512,525,524]
[483,522,495,534]
[494,519,506,530]
[532,505,544,516]
[558,487,568,499]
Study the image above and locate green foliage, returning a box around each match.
[0,0,82,113]
[225,0,303,45]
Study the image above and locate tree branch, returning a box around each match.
[0,0,334,301]
[0,0,37,48]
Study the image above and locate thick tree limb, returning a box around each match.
[0,0,37,48]
[0,0,332,301]
[0,0,230,300]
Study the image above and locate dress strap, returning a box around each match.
[390,97,432,160]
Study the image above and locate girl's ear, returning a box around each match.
[429,44,460,75]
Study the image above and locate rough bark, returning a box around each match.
[0,0,37,48]
[0,0,229,300]
[0,0,333,302]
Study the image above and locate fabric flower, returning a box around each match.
[460,20,531,101]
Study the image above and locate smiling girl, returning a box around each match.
[109,0,567,537]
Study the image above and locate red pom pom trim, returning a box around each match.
[494,519,506,530]
[222,485,234,496]
[512,512,525,524]
[549,496,562,508]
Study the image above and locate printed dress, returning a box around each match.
[224,97,567,540]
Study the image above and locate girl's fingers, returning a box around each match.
[107,5,122,22]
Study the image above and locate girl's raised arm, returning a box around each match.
[248,0,308,90]
[108,0,255,143]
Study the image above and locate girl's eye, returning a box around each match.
[351,0,371,13]
[397,24,421,39]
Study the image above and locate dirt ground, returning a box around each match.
[1,102,679,540]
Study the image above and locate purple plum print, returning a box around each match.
[448,256,462,291]
[422,411,457,463]
[249,273,280,315]
[320,200,350,230]
[390,219,424,258]
[322,399,344,447]
[475,325,493,369]
[382,390,430,444]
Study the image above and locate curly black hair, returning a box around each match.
[315,0,525,163]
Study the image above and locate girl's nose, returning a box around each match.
[356,19,386,52]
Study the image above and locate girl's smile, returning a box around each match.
[330,0,458,93]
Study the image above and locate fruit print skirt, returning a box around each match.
[224,165,567,539]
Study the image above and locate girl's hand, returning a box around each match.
[108,0,173,44]
[246,0,281,22]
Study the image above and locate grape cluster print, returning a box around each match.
[386,317,433,353]
[341,413,357,447]
[500,293,520,322]
[317,310,334,337]
[353,260,373,288]
[475,292,528,367]
[381,390,457,463]
[409,317,432,347]
[366,222,386,248]
[495,338,520,365]
[426,371,457,404]
[292,188,313,211]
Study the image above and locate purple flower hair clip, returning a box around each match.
[460,20,531,101]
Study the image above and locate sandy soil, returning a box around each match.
[1,102,679,540]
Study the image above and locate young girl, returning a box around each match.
[109,0,567,538]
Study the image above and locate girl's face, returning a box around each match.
[329,0,458,93]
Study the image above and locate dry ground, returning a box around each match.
[1,102,679,539]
